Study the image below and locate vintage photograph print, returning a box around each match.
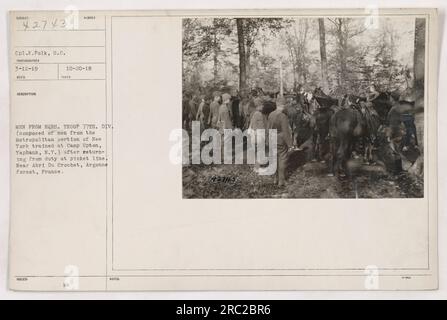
[182,16,426,199]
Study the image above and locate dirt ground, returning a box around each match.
[182,151,424,199]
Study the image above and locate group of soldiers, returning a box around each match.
[183,89,275,132]
[182,83,420,186]
[183,88,293,186]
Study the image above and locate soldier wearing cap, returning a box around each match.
[245,90,258,127]
[399,90,418,150]
[386,91,402,139]
[208,92,221,129]
[217,93,233,132]
[249,97,268,173]
[182,91,192,130]
[196,94,210,130]
[231,89,241,129]
[216,93,233,162]
[268,96,293,187]
[188,94,200,126]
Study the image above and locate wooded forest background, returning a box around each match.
[183,17,425,108]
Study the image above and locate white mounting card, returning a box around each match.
[8,8,438,291]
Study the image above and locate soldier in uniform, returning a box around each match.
[217,93,233,132]
[386,91,403,141]
[249,97,268,173]
[268,96,293,187]
[208,92,221,129]
[399,91,418,150]
[217,93,233,162]
[196,95,211,130]
[231,89,241,129]
[188,94,200,128]
[182,92,191,131]
[244,89,258,129]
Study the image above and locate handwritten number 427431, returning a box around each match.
[22,18,69,31]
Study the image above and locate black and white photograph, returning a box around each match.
[2,4,442,296]
[182,15,426,199]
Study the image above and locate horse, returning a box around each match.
[302,88,339,162]
[311,106,335,162]
[282,88,389,176]
[328,106,363,177]
[329,92,385,175]
[339,94,384,160]
[285,99,313,149]
[359,101,381,164]
[313,87,339,108]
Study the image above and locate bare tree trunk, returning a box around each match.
[287,46,298,90]
[279,60,284,96]
[236,18,247,93]
[413,17,426,163]
[414,18,426,111]
[302,21,309,83]
[245,47,251,85]
[292,26,301,85]
[213,31,218,84]
[388,28,396,89]
[340,40,347,88]
[334,18,347,89]
[318,18,329,92]
[291,20,310,87]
